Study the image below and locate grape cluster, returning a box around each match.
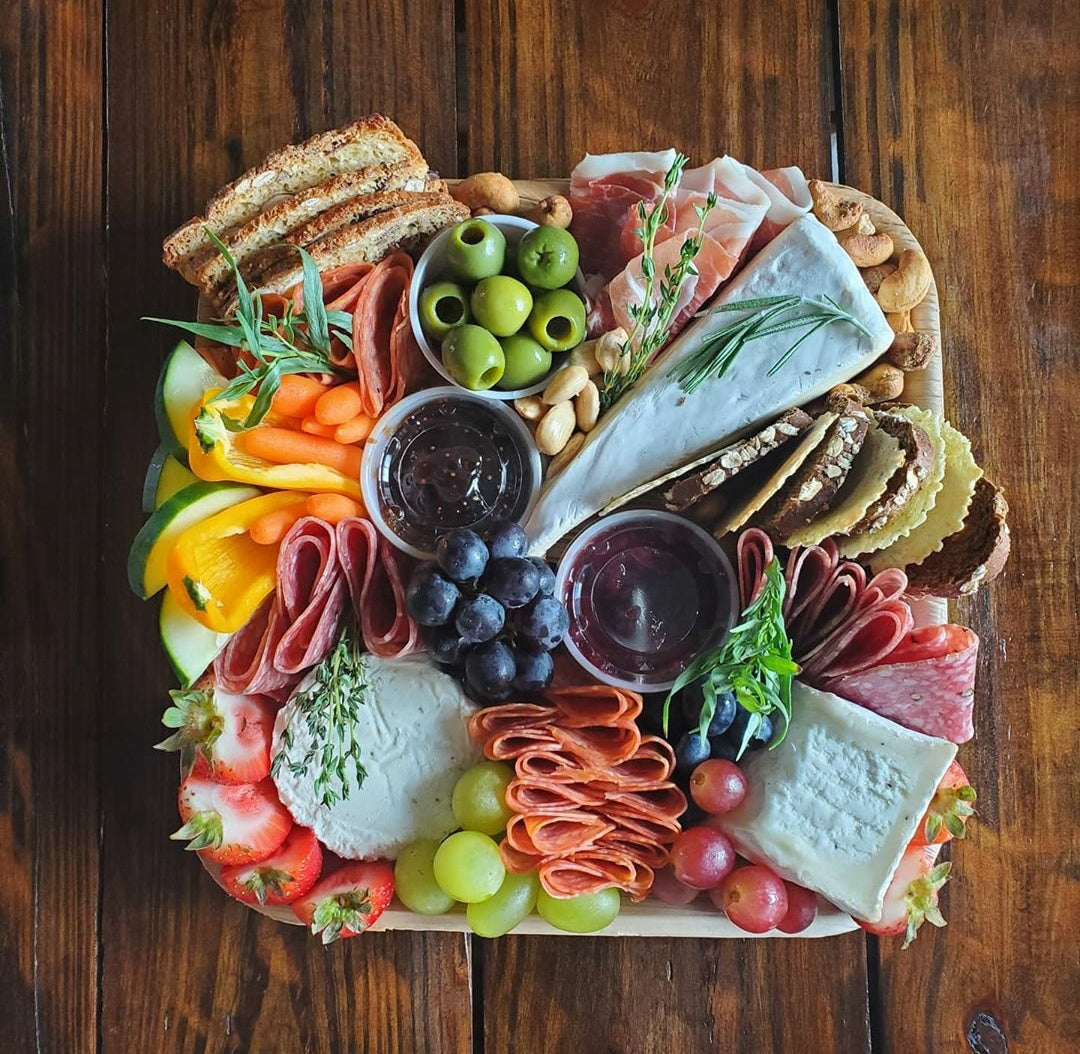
[405,520,570,703]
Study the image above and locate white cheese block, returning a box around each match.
[271,654,481,860]
[525,215,895,555]
[715,682,957,922]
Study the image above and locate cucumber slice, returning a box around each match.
[141,445,199,513]
[127,481,260,599]
[154,340,227,465]
[159,589,231,687]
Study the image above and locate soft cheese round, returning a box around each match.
[271,654,481,860]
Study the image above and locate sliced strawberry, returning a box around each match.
[292,860,395,944]
[156,680,275,784]
[910,760,976,846]
[858,842,950,948]
[172,775,292,866]
[219,826,324,906]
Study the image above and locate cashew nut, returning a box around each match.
[542,364,590,405]
[838,229,894,267]
[450,172,520,214]
[886,330,939,371]
[526,194,573,229]
[885,309,913,334]
[876,248,932,313]
[861,260,898,295]
[852,363,905,403]
[809,179,863,231]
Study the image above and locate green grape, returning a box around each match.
[432,830,505,903]
[395,839,457,915]
[452,761,514,835]
[536,887,621,933]
[467,869,540,937]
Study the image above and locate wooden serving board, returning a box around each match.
[205,179,946,938]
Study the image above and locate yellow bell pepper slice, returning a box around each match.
[165,490,310,633]
[188,389,363,500]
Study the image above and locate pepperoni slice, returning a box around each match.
[351,253,413,418]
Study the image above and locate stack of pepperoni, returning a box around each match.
[469,686,687,901]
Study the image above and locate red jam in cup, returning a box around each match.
[555,511,737,692]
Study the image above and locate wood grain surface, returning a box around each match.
[1,1,1077,1053]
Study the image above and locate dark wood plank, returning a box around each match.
[0,2,105,1052]
[100,3,471,1051]
[464,3,872,1052]
[463,0,836,177]
[838,2,1080,1051]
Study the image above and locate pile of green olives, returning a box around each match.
[418,218,587,392]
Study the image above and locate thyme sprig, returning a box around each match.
[144,229,353,430]
[272,624,369,810]
[599,154,717,412]
[663,557,799,758]
[669,293,873,395]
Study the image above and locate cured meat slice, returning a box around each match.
[800,599,914,681]
[598,829,672,871]
[550,724,641,765]
[546,684,643,727]
[504,778,607,814]
[541,849,654,901]
[737,528,775,608]
[514,812,616,856]
[468,704,557,741]
[215,597,291,695]
[336,517,420,658]
[823,625,979,742]
[350,252,413,418]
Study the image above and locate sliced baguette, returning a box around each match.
[219,198,470,315]
[163,114,424,278]
[190,159,432,292]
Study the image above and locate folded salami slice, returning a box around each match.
[550,724,642,765]
[336,517,420,658]
[215,597,292,695]
[541,848,654,901]
[737,528,775,609]
[800,599,914,681]
[351,252,413,418]
[823,625,979,742]
[505,778,607,814]
[546,684,643,727]
[515,812,616,856]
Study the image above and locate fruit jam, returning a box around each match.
[374,394,538,555]
[558,513,737,690]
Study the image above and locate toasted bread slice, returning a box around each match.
[163,114,424,278]
[905,477,1010,597]
[190,159,432,292]
[218,198,469,315]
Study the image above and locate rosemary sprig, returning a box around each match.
[669,293,873,395]
[599,154,717,412]
[144,229,352,430]
[663,558,800,758]
[272,624,369,810]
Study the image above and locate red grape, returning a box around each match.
[710,864,788,932]
[669,826,736,890]
[776,881,818,934]
[649,865,700,906]
[689,759,748,815]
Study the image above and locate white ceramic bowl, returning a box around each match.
[360,386,543,559]
[554,510,738,694]
[408,213,586,400]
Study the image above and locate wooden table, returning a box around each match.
[2,1,1076,1051]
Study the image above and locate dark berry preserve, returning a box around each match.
[556,512,737,691]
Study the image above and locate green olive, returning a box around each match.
[442,325,506,391]
[526,289,587,352]
[419,281,472,342]
[471,275,533,337]
[444,219,506,282]
[517,225,580,290]
[496,334,553,390]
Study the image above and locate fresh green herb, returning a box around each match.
[155,686,221,776]
[144,229,352,430]
[663,557,799,758]
[669,293,873,395]
[272,624,369,809]
[599,155,717,412]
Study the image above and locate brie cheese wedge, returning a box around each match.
[525,215,894,555]
[715,682,957,922]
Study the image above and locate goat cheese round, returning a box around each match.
[271,654,481,860]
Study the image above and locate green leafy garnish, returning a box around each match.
[599,154,717,412]
[663,557,799,758]
[144,228,352,430]
[155,686,221,776]
[669,293,873,395]
[272,624,369,809]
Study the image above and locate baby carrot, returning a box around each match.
[249,505,306,545]
[300,415,338,438]
[237,427,362,478]
[334,413,374,445]
[272,375,327,418]
[305,493,363,524]
[314,382,364,426]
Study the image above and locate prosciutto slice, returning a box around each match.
[336,517,420,658]
[823,625,979,742]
